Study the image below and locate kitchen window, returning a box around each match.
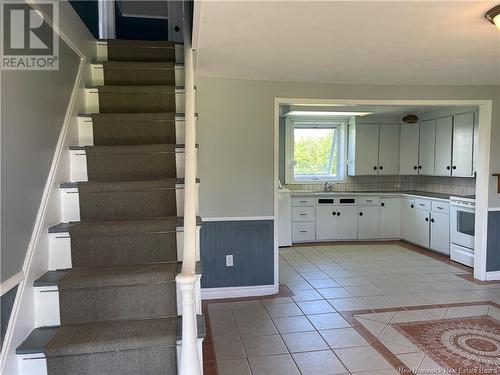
[285,120,346,184]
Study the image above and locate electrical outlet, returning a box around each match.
[226,255,234,267]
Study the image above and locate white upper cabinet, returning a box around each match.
[349,122,399,176]
[452,112,474,177]
[378,125,400,175]
[348,123,380,175]
[418,120,436,175]
[434,116,453,176]
[399,123,420,175]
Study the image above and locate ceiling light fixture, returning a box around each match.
[485,5,500,29]
[286,111,373,117]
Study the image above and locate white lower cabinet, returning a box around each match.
[358,205,379,239]
[413,208,431,248]
[315,205,337,241]
[290,194,449,255]
[379,198,401,238]
[400,198,415,242]
[430,212,450,255]
[336,206,358,240]
[292,222,315,242]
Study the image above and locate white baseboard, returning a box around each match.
[201,284,278,300]
[486,271,500,281]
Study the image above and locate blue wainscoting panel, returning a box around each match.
[486,211,500,272]
[1,285,18,350]
[201,220,274,288]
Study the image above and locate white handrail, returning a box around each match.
[176,1,201,374]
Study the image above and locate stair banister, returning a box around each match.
[176,1,201,374]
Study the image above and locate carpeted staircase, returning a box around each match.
[29,40,196,375]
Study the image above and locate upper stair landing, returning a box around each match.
[97,39,184,63]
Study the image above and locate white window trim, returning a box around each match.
[284,118,347,184]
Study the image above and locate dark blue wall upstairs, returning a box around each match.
[69,0,169,41]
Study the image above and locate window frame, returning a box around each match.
[284,118,346,184]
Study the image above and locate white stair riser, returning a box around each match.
[70,149,192,181]
[91,64,185,86]
[96,42,184,64]
[77,116,188,146]
[17,339,202,375]
[34,276,202,327]
[60,183,199,222]
[48,227,201,270]
[85,88,185,114]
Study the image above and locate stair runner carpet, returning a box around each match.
[43,40,184,375]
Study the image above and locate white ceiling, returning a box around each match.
[194,1,500,85]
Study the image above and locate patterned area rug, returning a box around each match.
[394,316,500,374]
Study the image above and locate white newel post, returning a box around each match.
[176,1,201,374]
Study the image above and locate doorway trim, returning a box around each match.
[273,98,493,283]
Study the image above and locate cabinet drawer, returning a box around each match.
[292,206,315,222]
[431,201,449,214]
[414,199,431,211]
[358,196,380,206]
[292,222,316,242]
[292,197,315,207]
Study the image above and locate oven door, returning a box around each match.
[450,204,475,249]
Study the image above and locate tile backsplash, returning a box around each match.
[285,175,475,196]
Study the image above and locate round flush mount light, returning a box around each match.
[402,115,419,124]
[485,5,500,29]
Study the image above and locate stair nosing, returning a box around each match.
[15,315,205,356]
[69,144,199,150]
[59,178,200,189]
[91,61,184,68]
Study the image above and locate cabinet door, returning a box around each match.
[418,120,436,175]
[378,125,400,175]
[357,206,379,239]
[400,198,415,242]
[354,124,380,175]
[379,198,401,238]
[315,206,337,240]
[434,116,453,176]
[336,206,358,240]
[399,123,420,175]
[430,212,450,255]
[413,209,430,248]
[452,112,474,176]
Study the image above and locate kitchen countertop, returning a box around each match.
[288,190,471,202]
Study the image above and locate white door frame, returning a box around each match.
[273,98,493,283]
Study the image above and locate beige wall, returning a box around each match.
[196,76,500,217]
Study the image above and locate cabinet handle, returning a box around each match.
[337,212,341,216]
[300,230,307,233]
[410,204,414,208]
[381,203,385,207]
[418,166,422,170]
[431,218,435,223]
[425,217,429,222]
[452,166,457,170]
[437,206,443,210]
[379,166,383,170]
[299,213,307,216]
[359,212,363,216]
[299,200,307,203]
[413,166,418,170]
[446,166,451,170]
[332,211,336,216]
[373,166,378,170]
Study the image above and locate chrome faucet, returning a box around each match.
[323,182,338,192]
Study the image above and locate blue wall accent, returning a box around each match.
[69,1,99,38]
[115,2,168,41]
[1,285,18,350]
[200,220,274,288]
[487,211,500,272]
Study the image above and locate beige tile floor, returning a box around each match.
[208,244,500,375]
